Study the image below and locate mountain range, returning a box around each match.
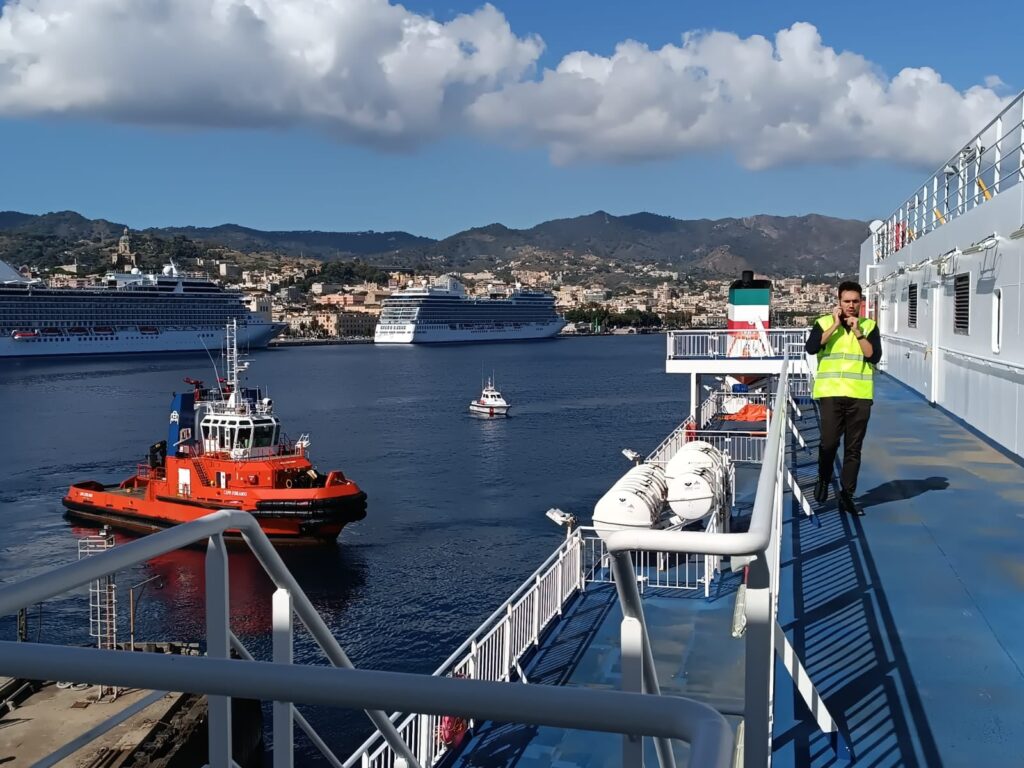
[0,209,868,276]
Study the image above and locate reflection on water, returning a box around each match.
[0,335,685,763]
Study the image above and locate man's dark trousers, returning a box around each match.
[817,396,872,495]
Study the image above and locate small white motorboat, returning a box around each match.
[469,377,510,417]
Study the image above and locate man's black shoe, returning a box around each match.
[813,477,829,504]
[839,492,864,516]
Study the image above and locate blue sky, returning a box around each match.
[0,0,1019,238]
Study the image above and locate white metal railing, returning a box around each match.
[647,420,767,466]
[349,532,584,768]
[700,391,769,429]
[874,90,1024,261]
[603,357,848,767]
[583,529,701,592]
[667,329,809,360]
[0,513,735,768]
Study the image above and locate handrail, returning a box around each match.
[936,344,1024,375]
[881,334,1024,375]
[874,90,1024,260]
[0,510,420,768]
[605,356,791,768]
[344,531,581,765]
[0,643,734,768]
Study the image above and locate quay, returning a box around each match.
[0,645,263,768]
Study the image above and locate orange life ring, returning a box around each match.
[284,478,293,489]
[684,422,697,442]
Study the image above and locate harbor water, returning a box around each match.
[0,335,687,762]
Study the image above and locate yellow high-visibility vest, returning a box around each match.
[812,315,876,400]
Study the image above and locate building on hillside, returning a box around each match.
[111,228,137,270]
[310,282,346,296]
[219,262,242,280]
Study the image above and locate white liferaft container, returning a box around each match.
[593,463,668,539]
[665,441,728,523]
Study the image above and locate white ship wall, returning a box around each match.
[375,319,565,344]
[860,185,1024,458]
[2,322,282,358]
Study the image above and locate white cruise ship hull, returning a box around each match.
[1,322,284,358]
[375,320,565,344]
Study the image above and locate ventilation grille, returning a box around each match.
[954,274,970,334]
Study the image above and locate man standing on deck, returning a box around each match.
[805,281,882,516]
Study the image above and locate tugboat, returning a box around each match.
[63,322,367,545]
[468,376,510,418]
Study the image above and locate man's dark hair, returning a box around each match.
[838,280,863,298]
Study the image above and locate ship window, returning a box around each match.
[254,424,276,447]
[991,287,1003,353]
[237,427,252,448]
[953,273,970,334]
[907,284,917,328]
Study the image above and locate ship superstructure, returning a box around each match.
[0,261,284,357]
[374,275,565,343]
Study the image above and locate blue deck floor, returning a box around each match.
[449,373,1024,767]
[775,374,1024,767]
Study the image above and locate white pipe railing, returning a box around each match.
[0,512,736,768]
[0,642,734,768]
[647,422,768,466]
[0,511,418,768]
[603,357,844,767]
[667,329,809,360]
[348,531,584,768]
[582,529,701,592]
[874,90,1024,261]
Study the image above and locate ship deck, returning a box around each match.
[447,374,1024,767]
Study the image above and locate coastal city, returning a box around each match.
[23,227,841,342]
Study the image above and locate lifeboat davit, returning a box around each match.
[63,322,367,546]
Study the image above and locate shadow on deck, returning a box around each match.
[776,375,1024,766]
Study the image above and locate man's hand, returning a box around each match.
[843,315,859,330]
[831,306,843,326]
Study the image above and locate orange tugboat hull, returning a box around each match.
[64,479,366,545]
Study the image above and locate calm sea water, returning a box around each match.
[0,335,688,762]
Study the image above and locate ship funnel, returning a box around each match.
[741,270,754,284]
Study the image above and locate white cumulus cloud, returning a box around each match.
[0,0,542,146]
[470,23,1008,169]
[0,3,1008,170]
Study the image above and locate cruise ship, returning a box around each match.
[1,95,1023,767]
[0,261,285,358]
[374,275,565,343]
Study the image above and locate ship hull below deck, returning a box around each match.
[63,498,352,546]
[374,320,565,344]
[1,323,285,358]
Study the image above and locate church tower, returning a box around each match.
[112,227,137,269]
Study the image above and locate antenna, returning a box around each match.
[197,335,222,400]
